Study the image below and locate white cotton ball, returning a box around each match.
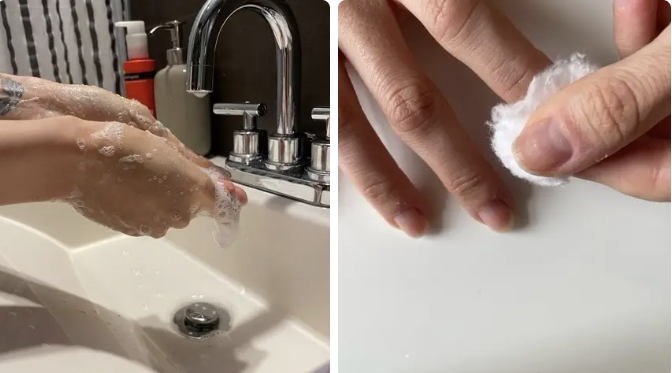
[489,53,599,187]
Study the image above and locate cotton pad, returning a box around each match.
[489,53,599,186]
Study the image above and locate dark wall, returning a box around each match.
[130,0,330,156]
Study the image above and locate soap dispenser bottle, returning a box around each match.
[150,20,211,156]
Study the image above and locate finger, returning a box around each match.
[613,0,658,57]
[221,180,248,204]
[337,52,429,237]
[513,28,671,176]
[150,227,169,238]
[339,0,514,231]
[398,0,550,102]
[578,136,670,201]
[658,0,671,31]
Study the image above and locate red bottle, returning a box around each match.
[115,21,157,116]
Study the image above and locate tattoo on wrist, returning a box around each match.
[0,76,24,116]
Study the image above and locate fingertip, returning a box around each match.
[392,208,427,238]
[235,188,248,205]
[473,199,515,232]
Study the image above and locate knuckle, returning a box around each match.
[489,57,535,100]
[360,178,399,207]
[384,79,438,135]
[578,76,640,146]
[446,171,491,202]
[425,0,482,46]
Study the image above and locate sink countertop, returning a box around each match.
[338,1,671,372]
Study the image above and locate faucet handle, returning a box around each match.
[214,102,267,165]
[305,107,330,183]
[311,107,330,140]
[214,102,267,130]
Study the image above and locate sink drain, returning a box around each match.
[173,302,232,339]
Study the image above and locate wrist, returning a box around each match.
[0,116,90,204]
[45,117,97,200]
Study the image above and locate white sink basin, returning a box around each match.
[0,157,329,373]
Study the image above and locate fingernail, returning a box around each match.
[393,208,427,238]
[477,199,514,232]
[513,119,573,174]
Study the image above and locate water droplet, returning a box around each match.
[133,270,143,277]
[28,325,35,331]
[239,287,246,295]
[8,312,16,317]
[154,270,160,275]
[122,250,130,257]
[142,305,149,311]
[156,292,164,298]
[80,310,87,314]
[137,284,144,289]
[405,354,410,359]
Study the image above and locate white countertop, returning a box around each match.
[338,1,671,372]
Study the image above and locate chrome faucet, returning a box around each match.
[186,0,329,208]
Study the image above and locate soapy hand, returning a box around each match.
[514,0,670,201]
[0,74,217,171]
[338,0,550,236]
[63,118,246,239]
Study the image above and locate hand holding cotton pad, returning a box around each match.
[489,53,599,187]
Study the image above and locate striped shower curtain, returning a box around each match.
[0,0,129,94]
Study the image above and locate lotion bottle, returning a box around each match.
[150,20,211,156]
[115,21,157,117]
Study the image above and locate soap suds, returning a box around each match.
[98,146,116,156]
[119,154,144,164]
[489,53,599,187]
[199,166,242,248]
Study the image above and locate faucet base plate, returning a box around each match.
[225,158,329,208]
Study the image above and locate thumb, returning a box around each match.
[513,27,671,176]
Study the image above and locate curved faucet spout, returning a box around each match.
[186,0,301,136]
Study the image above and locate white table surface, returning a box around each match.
[338,1,671,372]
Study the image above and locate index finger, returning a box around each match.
[398,0,550,102]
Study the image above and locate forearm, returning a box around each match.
[0,73,68,120]
[0,73,137,123]
[0,117,80,205]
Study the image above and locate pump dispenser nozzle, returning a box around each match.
[149,20,186,65]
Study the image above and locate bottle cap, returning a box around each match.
[115,21,149,60]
